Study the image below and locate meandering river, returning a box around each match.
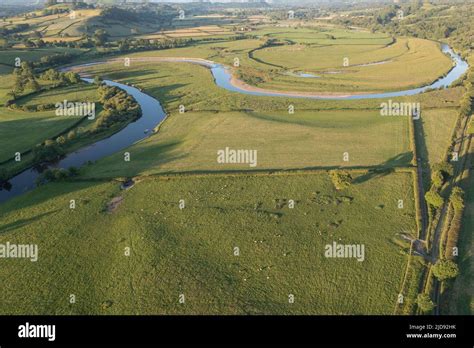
[0,44,468,204]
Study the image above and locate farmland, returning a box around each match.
[0,0,472,320]
[0,171,416,315]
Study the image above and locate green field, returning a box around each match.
[0,5,469,318]
[71,60,412,179]
[0,83,100,176]
[0,171,416,314]
[99,26,454,94]
[417,108,459,167]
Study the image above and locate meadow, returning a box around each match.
[0,171,416,315]
[0,82,100,176]
[0,12,467,317]
[71,60,413,179]
[74,57,461,180]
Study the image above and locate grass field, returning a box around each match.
[0,83,98,162]
[416,108,459,167]
[0,171,416,314]
[249,36,451,93]
[0,14,467,317]
[81,108,410,178]
[72,60,412,179]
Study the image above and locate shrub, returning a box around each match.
[56,136,66,145]
[36,166,79,185]
[449,187,464,211]
[425,189,444,208]
[432,260,459,281]
[32,142,65,163]
[416,293,435,313]
[329,170,352,190]
[431,170,444,188]
[67,130,76,141]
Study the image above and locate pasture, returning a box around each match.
[76,60,412,179]
[0,171,416,314]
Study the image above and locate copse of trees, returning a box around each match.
[32,140,65,163]
[40,69,80,85]
[36,167,79,186]
[7,67,81,110]
[92,84,141,133]
[36,52,77,69]
[117,37,194,53]
[13,61,40,95]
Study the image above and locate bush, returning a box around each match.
[329,170,352,190]
[433,162,454,178]
[93,76,103,85]
[449,187,464,211]
[432,260,459,281]
[425,189,444,208]
[22,105,36,112]
[56,136,66,145]
[431,170,444,188]
[416,293,435,313]
[32,142,65,163]
[67,130,76,141]
[36,167,76,185]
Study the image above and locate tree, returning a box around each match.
[329,170,352,190]
[425,188,443,208]
[416,293,435,313]
[25,78,40,92]
[64,71,80,84]
[67,130,76,141]
[431,170,444,188]
[450,187,464,211]
[432,260,459,281]
[56,136,66,145]
[93,29,108,46]
[12,61,40,94]
[93,75,103,85]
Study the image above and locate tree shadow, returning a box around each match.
[413,117,431,189]
[353,152,413,185]
[0,209,60,235]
